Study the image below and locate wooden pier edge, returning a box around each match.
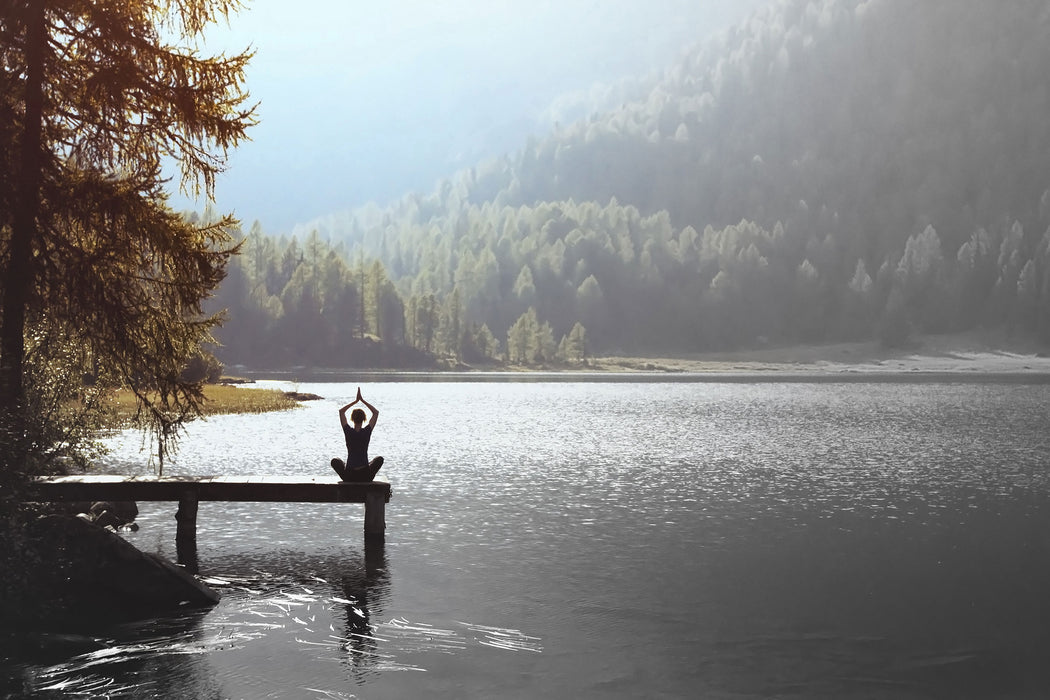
[25,475,393,546]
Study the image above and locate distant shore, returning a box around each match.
[232,331,1050,383]
[592,330,1050,376]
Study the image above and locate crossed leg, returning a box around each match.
[330,458,350,480]
[331,456,384,482]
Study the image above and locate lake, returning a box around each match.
[5,378,1050,698]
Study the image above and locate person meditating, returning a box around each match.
[331,387,384,482]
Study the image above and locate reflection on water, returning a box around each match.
[12,546,396,699]
[338,538,389,680]
[6,380,1050,697]
[9,534,545,699]
[8,610,222,698]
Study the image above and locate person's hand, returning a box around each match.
[356,387,363,401]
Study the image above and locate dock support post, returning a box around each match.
[174,486,198,545]
[176,532,199,574]
[363,489,386,539]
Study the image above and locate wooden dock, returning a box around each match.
[26,475,392,548]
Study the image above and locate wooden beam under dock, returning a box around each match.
[25,475,392,545]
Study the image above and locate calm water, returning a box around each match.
[5,379,1050,699]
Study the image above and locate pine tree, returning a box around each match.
[1,0,256,475]
[565,322,588,363]
[507,308,538,364]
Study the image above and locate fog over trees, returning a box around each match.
[211,0,1050,367]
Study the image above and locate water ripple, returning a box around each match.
[30,380,1050,698]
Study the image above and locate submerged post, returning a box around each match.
[175,490,199,544]
[363,488,386,539]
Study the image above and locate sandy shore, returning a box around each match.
[594,331,1050,375]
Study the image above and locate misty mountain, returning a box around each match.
[499,0,1050,260]
[319,0,1048,259]
[181,0,764,231]
[215,0,1050,366]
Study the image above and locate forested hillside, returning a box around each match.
[212,0,1050,368]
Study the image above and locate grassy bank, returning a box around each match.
[105,384,300,427]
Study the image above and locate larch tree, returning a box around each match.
[0,0,256,480]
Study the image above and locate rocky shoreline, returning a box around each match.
[1,506,217,629]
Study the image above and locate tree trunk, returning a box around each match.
[0,0,44,420]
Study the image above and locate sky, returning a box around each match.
[175,0,769,232]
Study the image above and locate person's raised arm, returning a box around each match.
[338,399,357,428]
[357,391,379,428]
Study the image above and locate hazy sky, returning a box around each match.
[177,0,768,232]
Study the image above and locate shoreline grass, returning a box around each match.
[104,384,300,428]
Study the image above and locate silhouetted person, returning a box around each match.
[331,387,384,481]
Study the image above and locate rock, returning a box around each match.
[283,391,323,401]
[88,500,138,528]
[9,515,218,625]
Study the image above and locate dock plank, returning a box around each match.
[24,474,393,551]
[27,475,391,504]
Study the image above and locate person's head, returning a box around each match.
[350,408,366,426]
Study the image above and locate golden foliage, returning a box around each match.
[1,0,257,474]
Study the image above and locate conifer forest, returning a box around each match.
[206,0,1050,368]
